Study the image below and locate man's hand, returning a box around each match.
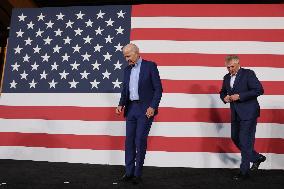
[146,107,155,118]
[230,94,240,101]
[115,106,123,115]
[224,95,232,103]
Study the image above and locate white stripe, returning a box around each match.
[0,93,121,107]
[158,66,284,81]
[161,94,284,109]
[131,17,284,29]
[1,93,283,109]
[0,146,282,169]
[131,40,284,54]
[0,119,283,138]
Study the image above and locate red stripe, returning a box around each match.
[1,106,284,123]
[0,106,124,121]
[0,132,283,153]
[131,29,284,42]
[162,80,284,95]
[132,4,284,17]
[261,81,284,95]
[162,80,222,94]
[141,53,284,68]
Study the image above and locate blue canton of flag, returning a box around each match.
[3,5,131,93]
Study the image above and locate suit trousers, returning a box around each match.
[231,113,262,174]
[125,102,153,177]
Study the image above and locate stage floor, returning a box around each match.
[0,159,283,189]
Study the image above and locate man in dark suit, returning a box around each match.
[115,43,163,185]
[220,55,266,181]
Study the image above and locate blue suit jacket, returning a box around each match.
[119,59,163,117]
[220,68,264,121]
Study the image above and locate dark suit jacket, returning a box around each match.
[220,68,264,121]
[118,59,163,117]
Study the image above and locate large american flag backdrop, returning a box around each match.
[0,4,284,169]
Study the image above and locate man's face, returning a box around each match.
[226,59,240,75]
[123,48,139,66]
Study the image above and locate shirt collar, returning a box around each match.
[134,57,142,68]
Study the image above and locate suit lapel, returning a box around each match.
[232,68,243,91]
[225,75,232,92]
[125,66,132,89]
[138,60,145,88]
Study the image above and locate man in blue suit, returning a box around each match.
[115,43,163,185]
[220,55,266,181]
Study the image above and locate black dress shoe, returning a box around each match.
[233,172,250,181]
[132,176,142,185]
[251,155,266,171]
[113,174,134,184]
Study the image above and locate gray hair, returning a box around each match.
[225,55,239,63]
[123,43,139,53]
